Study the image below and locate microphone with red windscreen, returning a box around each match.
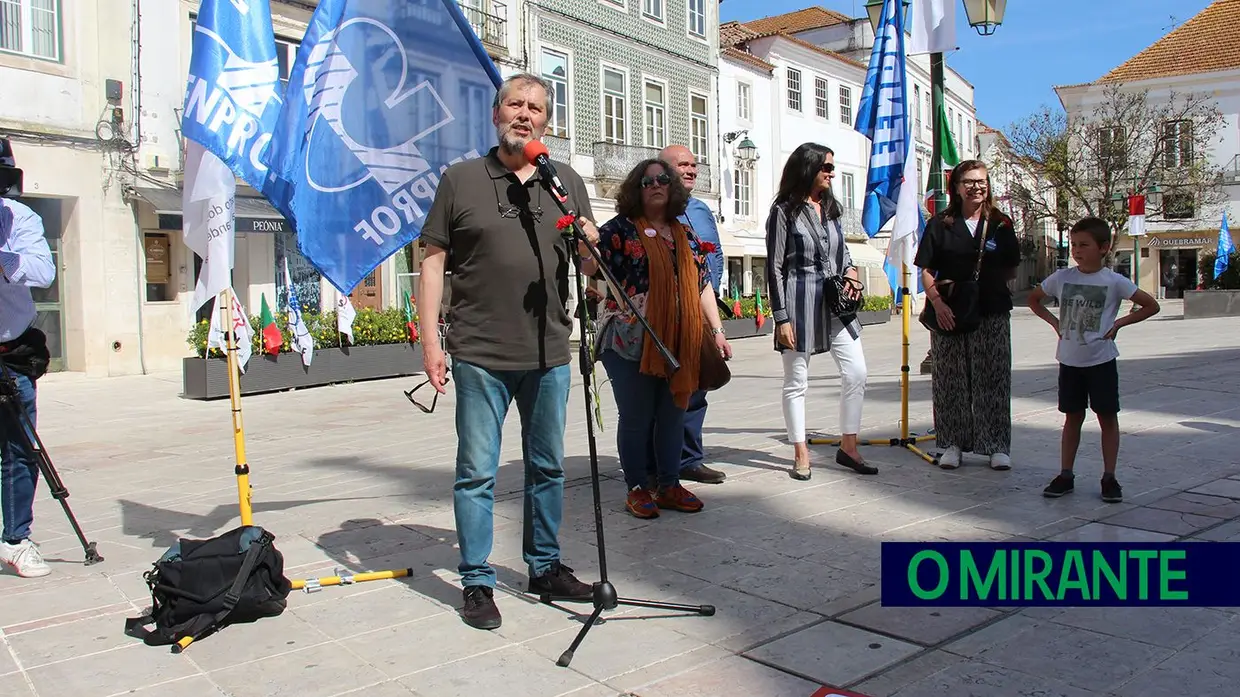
[523,140,570,203]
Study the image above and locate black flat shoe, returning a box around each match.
[836,449,878,475]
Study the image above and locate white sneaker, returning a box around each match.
[938,446,961,469]
[990,453,1012,471]
[0,539,51,578]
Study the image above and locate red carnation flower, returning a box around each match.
[556,214,576,231]
[699,241,717,254]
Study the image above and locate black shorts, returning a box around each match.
[1058,360,1120,415]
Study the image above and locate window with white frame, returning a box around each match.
[734,167,753,218]
[687,0,706,38]
[0,0,61,61]
[274,38,298,95]
[737,82,751,121]
[786,68,802,111]
[814,77,829,119]
[643,80,666,148]
[1163,119,1194,168]
[838,86,852,124]
[690,93,709,162]
[840,173,855,210]
[540,47,569,138]
[914,85,922,134]
[602,67,627,144]
[643,0,663,22]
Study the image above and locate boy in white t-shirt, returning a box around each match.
[1027,217,1160,503]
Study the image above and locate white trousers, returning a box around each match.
[781,324,868,443]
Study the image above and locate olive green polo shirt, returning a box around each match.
[421,146,594,372]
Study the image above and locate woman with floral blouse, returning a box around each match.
[580,158,733,519]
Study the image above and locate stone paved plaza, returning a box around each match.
[2,301,1239,697]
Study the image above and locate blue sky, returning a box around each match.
[721,0,1215,132]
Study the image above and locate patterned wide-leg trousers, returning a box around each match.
[931,312,1012,455]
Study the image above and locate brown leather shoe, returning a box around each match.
[680,464,727,483]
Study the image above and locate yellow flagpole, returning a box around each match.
[222,287,253,526]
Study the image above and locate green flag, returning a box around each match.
[937,98,961,169]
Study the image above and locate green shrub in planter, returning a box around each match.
[186,307,417,358]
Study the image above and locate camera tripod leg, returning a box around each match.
[0,380,102,566]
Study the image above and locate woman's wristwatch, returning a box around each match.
[710,327,725,336]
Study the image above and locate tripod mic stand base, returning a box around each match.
[539,581,716,668]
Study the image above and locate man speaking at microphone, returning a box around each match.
[418,73,599,630]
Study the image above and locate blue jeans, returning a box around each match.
[452,358,570,589]
[600,351,685,490]
[681,390,708,470]
[1,372,38,543]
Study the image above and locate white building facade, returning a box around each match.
[1055,0,1240,297]
[976,123,1059,289]
[716,7,980,301]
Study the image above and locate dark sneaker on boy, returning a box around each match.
[461,585,502,630]
[1101,475,1123,503]
[1043,473,1075,498]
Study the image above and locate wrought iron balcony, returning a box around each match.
[543,135,571,163]
[460,1,507,55]
[1222,154,1240,185]
[592,141,661,181]
[591,141,715,194]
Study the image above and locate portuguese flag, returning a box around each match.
[754,286,766,330]
[403,290,418,343]
[731,286,742,318]
[259,293,281,354]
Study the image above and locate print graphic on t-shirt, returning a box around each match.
[1059,283,1107,343]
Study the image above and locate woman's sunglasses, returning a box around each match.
[641,173,672,189]
[820,162,835,173]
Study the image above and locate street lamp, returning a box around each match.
[735,137,758,163]
[865,0,910,32]
[962,0,1007,36]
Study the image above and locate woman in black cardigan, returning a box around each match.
[914,159,1021,470]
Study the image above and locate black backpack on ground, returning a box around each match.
[124,525,292,649]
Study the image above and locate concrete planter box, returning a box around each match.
[722,317,774,339]
[181,343,424,400]
[1184,290,1240,319]
[858,310,891,326]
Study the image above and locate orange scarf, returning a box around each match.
[634,217,703,409]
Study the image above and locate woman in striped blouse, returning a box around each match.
[765,143,873,481]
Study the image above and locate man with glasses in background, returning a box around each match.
[660,144,728,485]
[417,73,600,631]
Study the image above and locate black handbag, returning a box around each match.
[920,216,988,335]
[821,218,863,322]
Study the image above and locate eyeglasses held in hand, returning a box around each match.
[405,373,450,414]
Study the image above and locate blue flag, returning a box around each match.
[181,0,283,193]
[263,0,503,294]
[1216,213,1235,279]
[854,0,911,239]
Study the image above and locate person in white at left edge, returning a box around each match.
[0,137,56,578]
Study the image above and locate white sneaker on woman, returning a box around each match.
[990,453,1012,471]
[0,539,50,578]
[938,446,961,469]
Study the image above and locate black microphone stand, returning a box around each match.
[0,359,103,566]
[533,170,714,669]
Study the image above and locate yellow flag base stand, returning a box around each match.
[173,289,409,654]
[808,268,937,465]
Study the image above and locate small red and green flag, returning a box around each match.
[402,290,418,343]
[731,286,742,318]
[259,293,281,354]
[754,286,766,330]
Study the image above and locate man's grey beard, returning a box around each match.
[499,130,528,155]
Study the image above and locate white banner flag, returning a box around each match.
[207,288,252,373]
[336,293,356,344]
[183,140,238,316]
[283,258,314,366]
[909,0,957,55]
